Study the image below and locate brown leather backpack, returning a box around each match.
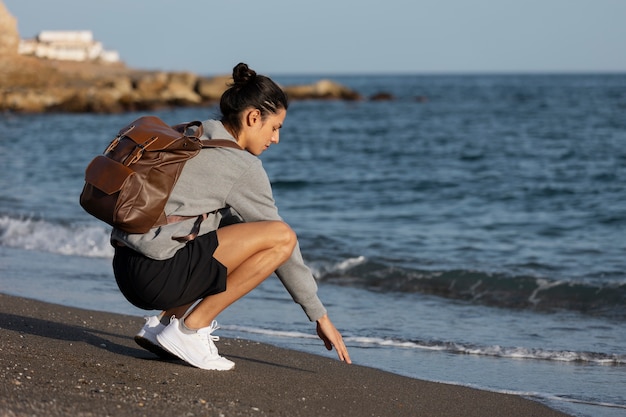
[79,115,241,235]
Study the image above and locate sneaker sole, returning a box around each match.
[156,333,235,371]
[134,335,178,360]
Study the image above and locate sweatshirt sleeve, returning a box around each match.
[225,160,327,322]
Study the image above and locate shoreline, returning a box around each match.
[0,293,572,416]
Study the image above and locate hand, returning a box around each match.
[316,314,352,364]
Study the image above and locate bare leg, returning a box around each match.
[181,221,296,330]
[163,302,194,320]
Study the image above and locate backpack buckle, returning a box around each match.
[126,136,158,165]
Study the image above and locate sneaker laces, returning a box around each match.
[195,320,221,355]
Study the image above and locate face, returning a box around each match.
[240,108,287,156]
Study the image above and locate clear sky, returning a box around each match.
[4,0,626,76]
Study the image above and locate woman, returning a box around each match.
[111,63,351,370]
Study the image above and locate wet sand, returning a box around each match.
[0,293,572,416]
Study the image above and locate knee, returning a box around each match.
[270,221,297,260]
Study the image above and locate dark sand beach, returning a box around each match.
[0,293,572,417]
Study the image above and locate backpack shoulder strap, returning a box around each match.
[200,139,243,150]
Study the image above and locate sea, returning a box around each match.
[0,73,624,417]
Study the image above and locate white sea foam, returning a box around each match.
[336,255,367,271]
[222,324,626,365]
[0,215,113,258]
[308,255,367,279]
[223,325,318,340]
[528,278,565,305]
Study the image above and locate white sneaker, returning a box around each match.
[134,315,177,359]
[156,317,235,371]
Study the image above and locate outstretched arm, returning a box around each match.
[316,314,352,363]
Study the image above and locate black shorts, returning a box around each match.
[112,231,227,310]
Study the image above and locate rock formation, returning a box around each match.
[0,2,362,113]
[285,79,361,101]
[0,0,18,56]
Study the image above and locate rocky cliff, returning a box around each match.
[0,1,18,56]
[0,2,361,113]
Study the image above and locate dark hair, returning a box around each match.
[220,63,288,138]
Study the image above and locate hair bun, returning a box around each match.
[232,62,257,86]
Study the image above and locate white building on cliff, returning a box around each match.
[18,30,120,63]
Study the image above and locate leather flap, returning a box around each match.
[84,155,133,195]
[121,116,202,151]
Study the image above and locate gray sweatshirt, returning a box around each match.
[111,120,326,322]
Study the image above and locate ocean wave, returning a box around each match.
[0,215,113,258]
[312,257,626,319]
[223,324,626,365]
[2,214,624,319]
[270,179,313,189]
